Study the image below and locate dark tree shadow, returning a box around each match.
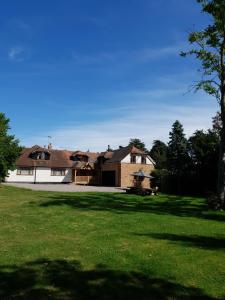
[134,233,225,251]
[0,259,219,299]
[37,193,225,222]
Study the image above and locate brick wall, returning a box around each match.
[120,163,154,188]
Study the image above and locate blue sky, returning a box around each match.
[0,0,218,151]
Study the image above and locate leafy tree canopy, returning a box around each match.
[129,138,146,151]
[180,0,225,102]
[212,111,222,137]
[189,129,219,168]
[150,140,168,169]
[0,113,22,182]
[181,0,225,208]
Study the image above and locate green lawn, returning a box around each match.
[0,185,225,299]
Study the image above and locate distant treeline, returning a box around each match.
[149,115,220,196]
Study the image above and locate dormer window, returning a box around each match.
[141,156,146,164]
[71,155,88,162]
[30,151,50,160]
[37,152,45,160]
[130,155,136,163]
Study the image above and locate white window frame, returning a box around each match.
[17,168,34,175]
[51,168,66,176]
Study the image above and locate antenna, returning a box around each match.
[47,136,52,145]
[46,136,53,149]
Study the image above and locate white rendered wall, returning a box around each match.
[35,167,72,183]
[6,168,72,183]
[6,170,35,182]
[121,154,153,165]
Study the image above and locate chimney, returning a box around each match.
[48,143,53,150]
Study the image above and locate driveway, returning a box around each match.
[4,183,125,193]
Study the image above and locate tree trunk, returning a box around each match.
[217,129,225,209]
[217,86,225,209]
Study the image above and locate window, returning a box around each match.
[51,168,66,176]
[37,153,42,159]
[141,156,146,164]
[71,155,88,162]
[17,168,33,175]
[130,155,136,163]
[30,151,50,160]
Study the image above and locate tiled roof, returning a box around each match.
[98,151,114,159]
[16,146,74,168]
[106,145,146,163]
[71,151,100,163]
[15,145,155,168]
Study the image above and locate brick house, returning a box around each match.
[6,144,155,188]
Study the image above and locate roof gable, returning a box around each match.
[106,146,146,163]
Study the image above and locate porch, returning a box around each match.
[72,169,99,185]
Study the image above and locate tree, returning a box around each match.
[188,129,219,192]
[0,113,22,182]
[189,130,219,166]
[212,111,222,137]
[129,138,146,151]
[181,0,225,208]
[167,121,189,174]
[150,140,168,169]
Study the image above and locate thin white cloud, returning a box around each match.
[21,88,218,152]
[8,19,32,34]
[71,41,186,66]
[135,44,184,62]
[8,46,28,62]
[15,20,32,33]
[72,51,122,65]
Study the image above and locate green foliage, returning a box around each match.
[189,130,219,192]
[180,0,225,102]
[167,121,189,174]
[181,0,225,206]
[153,121,221,195]
[129,138,146,151]
[150,140,168,169]
[151,168,169,189]
[189,129,219,168]
[212,111,222,137]
[0,113,22,182]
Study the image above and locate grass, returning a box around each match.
[0,185,225,299]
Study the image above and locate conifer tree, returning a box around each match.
[167,121,189,174]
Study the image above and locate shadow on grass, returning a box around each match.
[134,233,225,251]
[38,193,225,222]
[0,259,218,300]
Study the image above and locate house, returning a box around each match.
[6,144,155,188]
